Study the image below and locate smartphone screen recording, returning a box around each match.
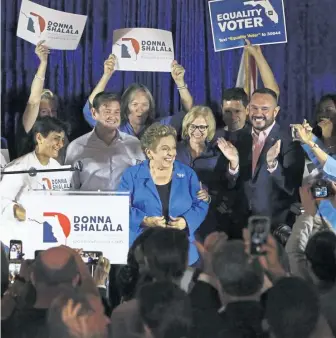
[8,263,21,284]
[80,251,102,264]
[9,240,22,260]
[248,216,270,255]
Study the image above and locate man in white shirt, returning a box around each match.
[0,116,66,221]
[65,92,145,191]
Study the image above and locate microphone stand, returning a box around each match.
[1,164,82,177]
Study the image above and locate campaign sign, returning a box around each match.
[17,0,87,50]
[208,0,287,51]
[112,28,174,72]
[1,191,130,264]
[40,170,73,190]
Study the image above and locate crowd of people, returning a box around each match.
[1,38,336,337]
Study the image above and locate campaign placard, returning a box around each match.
[112,28,175,72]
[208,0,287,51]
[17,0,87,50]
[1,191,130,264]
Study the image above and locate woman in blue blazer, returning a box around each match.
[118,123,209,265]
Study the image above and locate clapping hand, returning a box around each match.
[266,140,281,167]
[217,138,239,169]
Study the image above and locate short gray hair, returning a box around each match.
[212,240,264,297]
[140,123,177,154]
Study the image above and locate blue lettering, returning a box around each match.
[117,224,123,231]
[74,224,79,231]
[97,216,104,223]
[82,224,88,231]
[82,216,89,223]
[74,216,80,223]
[89,224,95,231]
[103,224,109,231]
[106,216,111,223]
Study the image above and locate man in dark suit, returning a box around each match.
[190,240,267,338]
[216,88,305,237]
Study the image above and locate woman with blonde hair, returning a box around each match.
[118,123,209,266]
[176,106,237,239]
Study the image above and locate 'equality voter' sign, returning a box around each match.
[1,191,130,264]
[208,0,287,51]
[17,0,87,50]
[112,28,175,72]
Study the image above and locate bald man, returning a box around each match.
[2,246,98,338]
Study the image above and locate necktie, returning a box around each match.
[252,134,265,174]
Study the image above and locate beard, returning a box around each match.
[250,116,274,131]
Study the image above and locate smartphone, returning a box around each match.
[8,262,21,284]
[248,216,271,255]
[9,240,23,260]
[80,251,102,264]
[291,127,300,141]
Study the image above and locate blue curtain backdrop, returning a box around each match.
[2,0,336,156]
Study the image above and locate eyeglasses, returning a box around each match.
[189,124,208,132]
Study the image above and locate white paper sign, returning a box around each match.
[17,0,87,50]
[112,28,174,72]
[39,170,73,190]
[0,191,130,264]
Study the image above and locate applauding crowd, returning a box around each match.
[1,38,336,338]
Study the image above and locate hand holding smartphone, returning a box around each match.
[8,240,23,284]
[248,216,271,255]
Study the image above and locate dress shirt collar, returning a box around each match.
[90,127,122,146]
[251,121,276,142]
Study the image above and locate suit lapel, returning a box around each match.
[252,124,280,180]
[138,161,162,208]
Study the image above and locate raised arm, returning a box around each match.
[171,60,193,112]
[22,41,50,133]
[88,54,116,105]
[83,55,116,128]
[244,39,280,98]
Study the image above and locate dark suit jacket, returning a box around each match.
[98,287,112,317]
[190,281,267,338]
[217,123,305,231]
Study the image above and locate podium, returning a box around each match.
[1,190,130,264]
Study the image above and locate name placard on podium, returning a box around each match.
[1,191,130,264]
